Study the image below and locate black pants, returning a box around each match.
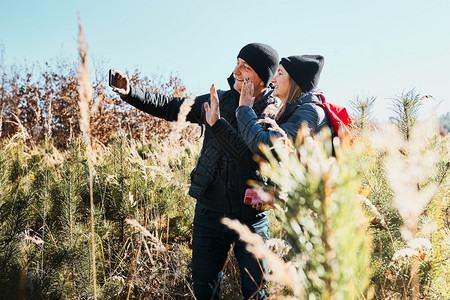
[191,204,269,299]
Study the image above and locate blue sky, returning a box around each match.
[1,0,449,121]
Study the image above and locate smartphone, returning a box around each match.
[243,188,275,210]
[109,69,117,88]
[244,188,264,205]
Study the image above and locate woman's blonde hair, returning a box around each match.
[275,76,304,120]
[285,76,303,103]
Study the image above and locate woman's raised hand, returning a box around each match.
[239,78,255,107]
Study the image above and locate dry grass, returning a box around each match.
[77,16,97,299]
[222,218,303,296]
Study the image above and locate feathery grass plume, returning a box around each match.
[222,218,303,296]
[265,238,292,258]
[0,104,3,139]
[125,218,166,252]
[77,22,92,146]
[9,113,31,142]
[358,109,448,298]
[124,218,166,299]
[77,15,97,299]
[370,119,440,241]
[246,125,373,299]
[45,92,53,143]
[35,95,42,137]
[355,121,399,298]
[369,118,446,298]
[168,95,195,141]
[358,194,386,228]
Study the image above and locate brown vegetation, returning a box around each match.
[0,53,198,149]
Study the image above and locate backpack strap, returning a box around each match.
[315,92,326,103]
[311,92,352,138]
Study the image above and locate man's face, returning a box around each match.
[232,58,264,95]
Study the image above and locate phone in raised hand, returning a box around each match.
[109,69,118,88]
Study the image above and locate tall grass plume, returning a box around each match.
[77,15,97,299]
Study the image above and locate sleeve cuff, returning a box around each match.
[210,118,228,135]
[121,85,135,100]
[236,105,252,118]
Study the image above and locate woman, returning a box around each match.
[235,54,329,156]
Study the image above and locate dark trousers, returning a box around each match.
[192,203,269,299]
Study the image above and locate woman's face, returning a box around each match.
[271,65,290,101]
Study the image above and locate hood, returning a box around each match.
[227,73,235,89]
[283,90,323,117]
[289,90,323,106]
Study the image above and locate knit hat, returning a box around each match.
[237,43,279,86]
[280,55,324,92]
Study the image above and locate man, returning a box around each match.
[111,43,278,299]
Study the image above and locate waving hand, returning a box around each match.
[204,84,220,126]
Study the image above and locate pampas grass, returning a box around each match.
[77,16,97,299]
[222,218,303,296]
[370,119,440,241]
[370,119,442,298]
[168,95,195,141]
[0,105,3,139]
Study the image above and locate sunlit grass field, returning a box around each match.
[0,21,448,300]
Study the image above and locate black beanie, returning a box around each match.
[237,43,279,87]
[280,55,324,92]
